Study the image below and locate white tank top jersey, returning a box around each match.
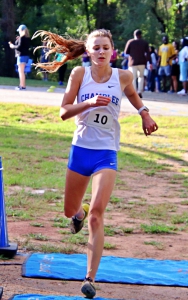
[72,67,123,151]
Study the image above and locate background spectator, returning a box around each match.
[40,41,49,81]
[157,36,176,92]
[124,29,152,98]
[82,52,90,67]
[110,49,118,67]
[55,53,68,86]
[177,37,188,96]
[9,24,31,90]
[147,46,158,92]
[168,40,180,93]
[154,48,161,92]
[120,52,129,70]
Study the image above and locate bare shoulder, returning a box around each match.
[68,66,85,87]
[118,69,133,89]
[70,66,85,80]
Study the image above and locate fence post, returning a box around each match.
[0,157,17,258]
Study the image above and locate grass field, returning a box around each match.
[1,103,187,187]
[0,76,65,88]
[0,102,188,253]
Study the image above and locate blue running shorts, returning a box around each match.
[17,55,29,65]
[179,61,188,82]
[68,145,117,176]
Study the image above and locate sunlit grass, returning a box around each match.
[0,103,188,254]
[141,223,177,234]
[0,76,65,88]
[119,115,188,174]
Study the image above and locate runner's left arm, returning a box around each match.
[122,70,158,136]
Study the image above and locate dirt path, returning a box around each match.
[1,165,188,300]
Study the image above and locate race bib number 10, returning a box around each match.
[87,110,113,130]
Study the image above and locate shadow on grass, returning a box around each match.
[1,123,187,189]
[120,142,188,166]
[0,125,73,188]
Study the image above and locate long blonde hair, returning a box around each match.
[24,28,30,38]
[32,29,114,73]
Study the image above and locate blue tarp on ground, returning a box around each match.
[22,253,188,287]
[10,295,118,300]
[0,287,3,300]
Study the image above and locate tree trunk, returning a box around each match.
[95,0,108,29]
[84,0,91,33]
[151,0,166,34]
[0,0,16,77]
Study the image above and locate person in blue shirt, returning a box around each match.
[55,53,68,85]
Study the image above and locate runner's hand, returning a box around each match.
[141,113,158,136]
[87,95,111,107]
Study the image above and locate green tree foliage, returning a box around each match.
[0,0,188,77]
[0,0,16,76]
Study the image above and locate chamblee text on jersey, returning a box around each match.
[81,93,119,106]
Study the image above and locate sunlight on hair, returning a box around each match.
[32,30,86,73]
[32,28,113,73]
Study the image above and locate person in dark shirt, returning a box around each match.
[124,29,152,98]
[147,46,158,92]
[9,24,31,90]
[40,41,49,81]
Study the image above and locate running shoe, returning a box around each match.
[177,89,187,96]
[81,277,96,299]
[15,86,26,90]
[70,203,89,234]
